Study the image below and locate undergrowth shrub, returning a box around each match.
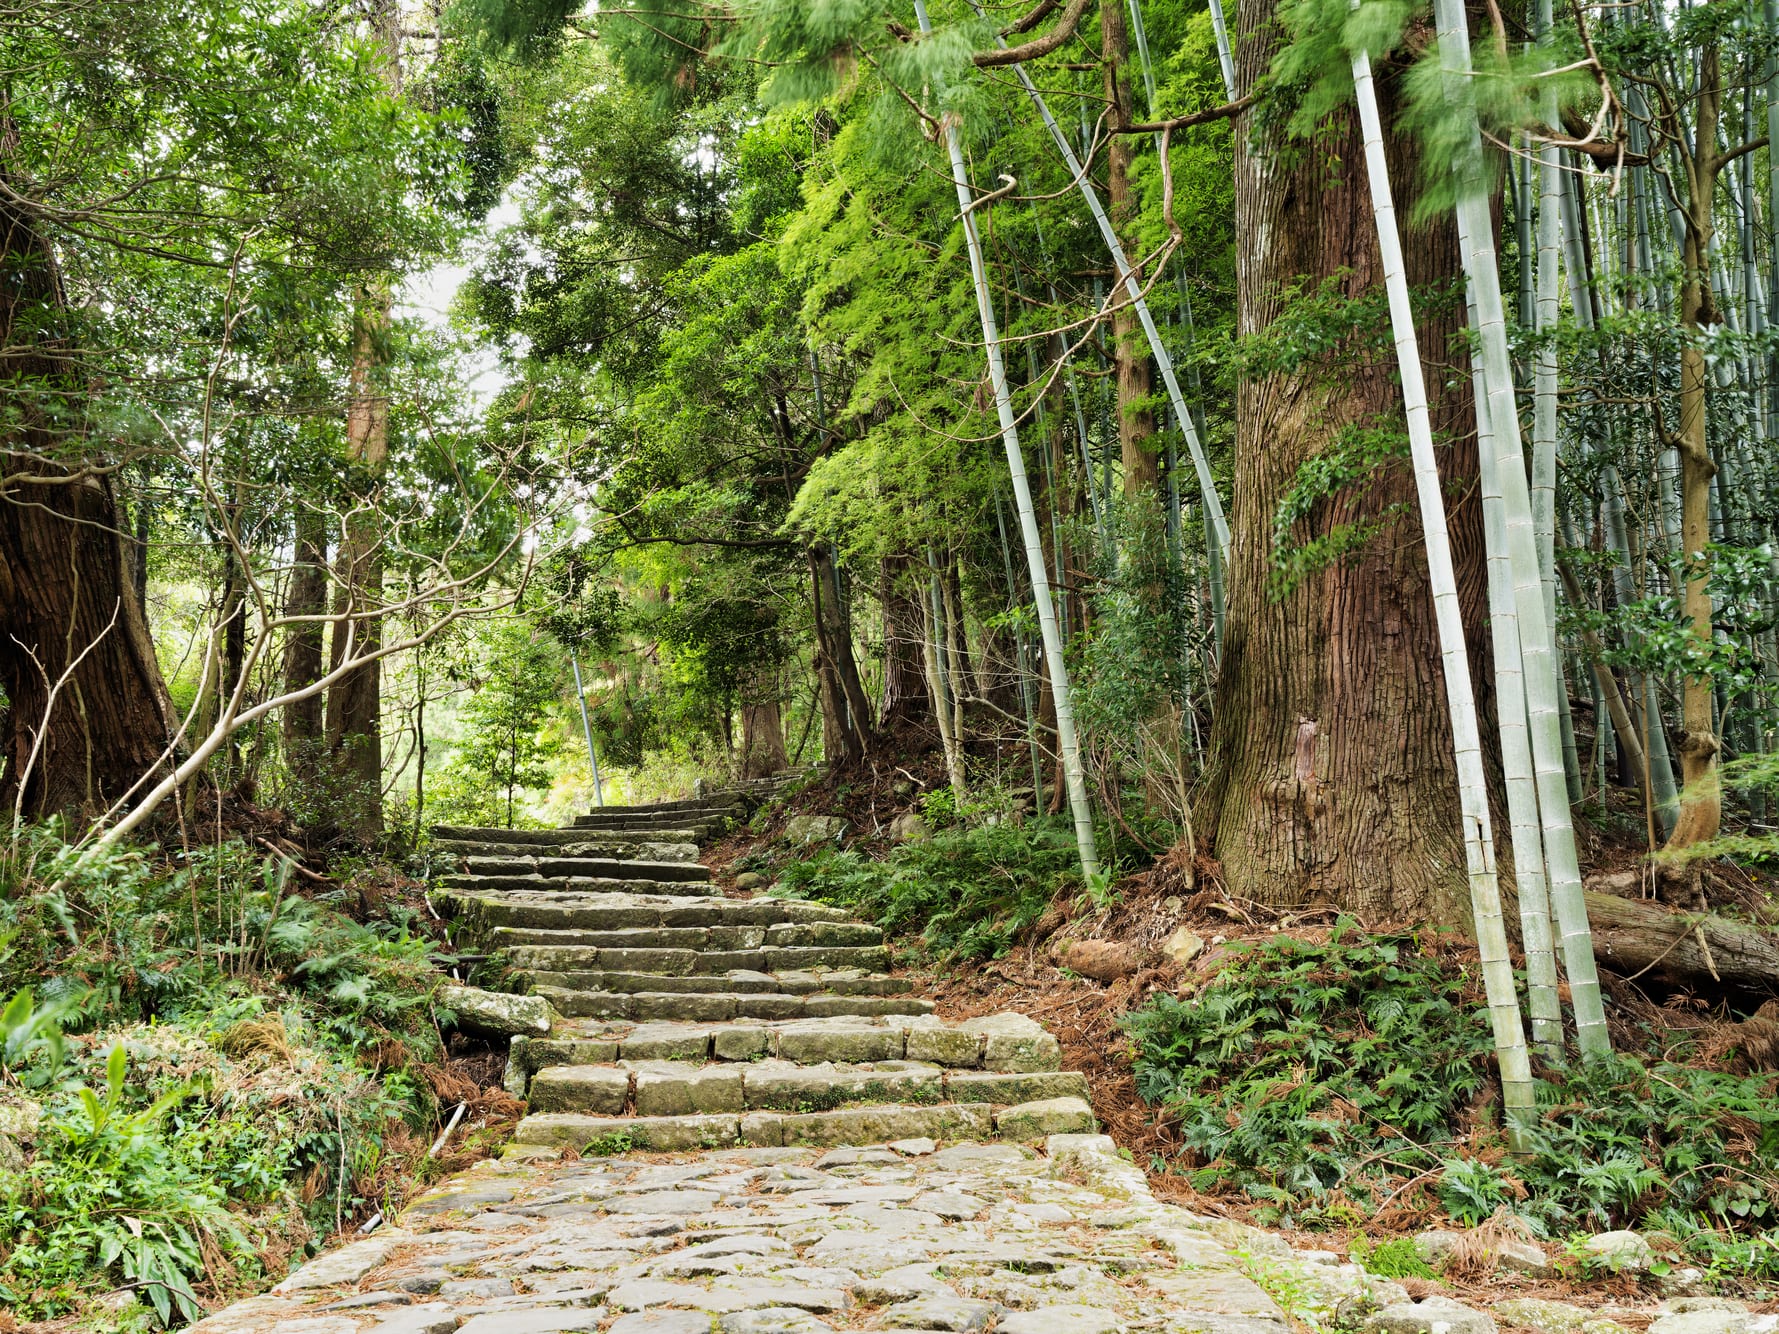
[771,817,1084,960]
[0,827,455,1325]
[1123,924,1779,1271]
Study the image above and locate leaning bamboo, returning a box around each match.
[916,0,1099,877]
[966,3,1230,584]
[1433,0,1610,1056]
[1350,38,1537,1134]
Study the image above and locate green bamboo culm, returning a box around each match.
[1431,0,1610,1057]
[914,0,1100,880]
[1348,31,1536,1146]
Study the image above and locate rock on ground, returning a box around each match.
[437,985,555,1039]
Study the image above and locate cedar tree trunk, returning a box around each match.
[1199,17,1487,925]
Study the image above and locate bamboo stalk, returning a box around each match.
[917,0,1099,876]
[1434,0,1610,1056]
[1350,38,1536,1134]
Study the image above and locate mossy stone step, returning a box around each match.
[461,855,711,882]
[509,1012,1060,1086]
[471,897,852,935]
[518,968,909,999]
[573,796,744,815]
[527,1059,1091,1115]
[533,985,934,1022]
[501,919,882,956]
[511,943,889,977]
[433,824,698,852]
[511,1096,1094,1152]
[438,873,717,898]
[571,811,731,829]
[435,837,702,863]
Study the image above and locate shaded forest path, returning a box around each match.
[189,789,1314,1333]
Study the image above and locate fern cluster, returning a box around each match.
[1125,925,1779,1267]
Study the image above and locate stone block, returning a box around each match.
[437,984,555,1039]
[777,1102,992,1146]
[527,1066,631,1115]
[903,1025,980,1068]
[739,1111,785,1146]
[995,1096,1095,1140]
[775,1025,902,1064]
[631,1062,745,1116]
[633,993,738,1022]
[946,1070,1089,1105]
[962,1012,1060,1072]
[713,1026,771,1060]
[743,1063,941,1112]
[1580,1231,1655,1273]
[783,814,847,844]
[620,1025,713,1061]
[1367,1299,1496,1334]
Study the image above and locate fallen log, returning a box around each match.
[1585,890,1779,995]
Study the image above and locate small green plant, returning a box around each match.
[1350,1235,1437,1280]
[0,985,75,1089]
[0,1044,252,1326]
[583,1131,635,1156]
[1437,1157,1519,1226]
[772,817,1089,961]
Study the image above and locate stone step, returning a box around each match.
[433,823,698,851]
[435,836,701,863]
[513,967,911,998]
[472,896,853,934]
[501,919,882,956]
[510,1096,1095,1152]
[527,1058,1090,1116]
[437,873,716,898]
[515,943,889,977]
[534,985,934,1022]
[577,796,745,815]
[461,855,711,882]
[508,1012,1061,1087]
[572,810,733,828]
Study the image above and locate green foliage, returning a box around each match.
[1125,927,1779,1265]
[0,1045,248,1325]
[0,830,452,1321]
[1349,1235,1436,1279]
[1124,928,1494,1214]
[439,620,568,829]
[772,817,1085,960]
[0,986,73,1091]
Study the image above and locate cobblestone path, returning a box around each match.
[189,789,1331,1334]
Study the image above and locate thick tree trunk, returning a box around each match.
[1200,14,1486,925]
[1667,50,1724,849]
[738,669,789,778]
[878,555,931,728]
[325,279,390,841]
[0,202,173,823]
[323,2,400,844]
[1103,0,1157,495]
[283,506,329,791]
[808,545,870,765]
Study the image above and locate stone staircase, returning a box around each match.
[430,789,1096,1158]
